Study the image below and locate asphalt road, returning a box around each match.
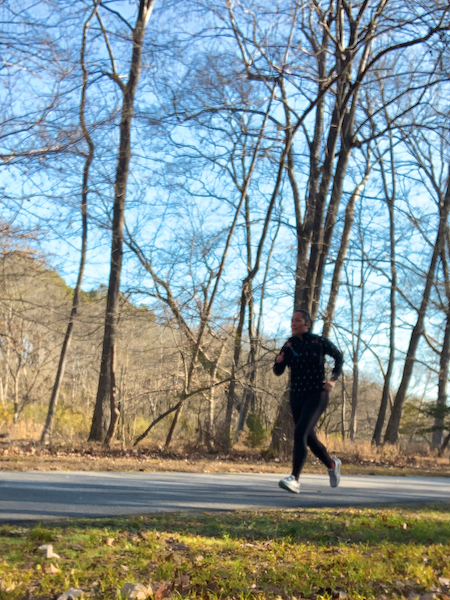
[1,471,449,522]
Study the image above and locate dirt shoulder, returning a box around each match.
[1,442,449,477]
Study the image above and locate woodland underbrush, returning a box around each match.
[0,424,449,476]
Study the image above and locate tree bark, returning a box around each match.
[341,371,346,440]
[432,244,450,449]
[372,137,397,445]
[269,387,294,458]
[89,0,155,441]
[292,31,328,307]
[439,431,450,457]
[104,343,120,447]
[165,402,182,451]
[321,168,370,338]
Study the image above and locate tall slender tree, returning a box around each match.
[41,4,97,444]
[89,0,156,442]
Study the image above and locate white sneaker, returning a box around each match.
[328,457,341,488]
[278,474,300,494]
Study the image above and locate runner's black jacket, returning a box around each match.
[273,333,343,400]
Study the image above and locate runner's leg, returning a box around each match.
[291,391,331,478]
[306,391,334,469]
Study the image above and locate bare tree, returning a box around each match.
[372,114,398,445]
[384,170,450,444]
[89,0,156,442]
[41,4,97,444]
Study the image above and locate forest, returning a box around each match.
[1,0,450,457]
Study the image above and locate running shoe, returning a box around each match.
[278,474,300,494]
[328,457,341,488]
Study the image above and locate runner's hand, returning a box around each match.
[323,379,336,392]
[275,352,285,364]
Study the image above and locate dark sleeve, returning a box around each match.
[322,337,343,380]
[273,341,292,376]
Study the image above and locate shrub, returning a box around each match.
[245,412,268,448]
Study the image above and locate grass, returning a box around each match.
[1,503,450,600]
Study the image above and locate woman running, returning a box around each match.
[273,309,343,493]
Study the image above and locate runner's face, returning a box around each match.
[291,312,310,336]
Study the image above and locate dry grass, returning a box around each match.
[0,432,449,476]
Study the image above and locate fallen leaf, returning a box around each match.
[106,537,115,546]
[71,545,83,551]
[167,541,190,551]
[154,583,170,600]
[56,588,83,600]
[195,555,204,563]
[45,563,61,574]
[121,565,129,572]
[439,578,450,588]
[147,560,157,572]
[419,593,436,600]
[263,584,287,597]
[38,543,60,559]
[120,582,151,600]
[402,523,408,530]
[173,575,190,590]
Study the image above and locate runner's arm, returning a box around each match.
[322,337,343,381]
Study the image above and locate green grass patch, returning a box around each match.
[1,504,450,599]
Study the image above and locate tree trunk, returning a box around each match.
[0,378,5,408]
[341,372,346,440]
[322,171,369,338]
[235,388,250,443]
[432,245,450,449]
[439,431,450,457]
[13,367,20,424]
[311,115,354,320]
[384,179,450,444]
[165,403,182,451]
[41,8,94,444]
[269,387,293,458]
[349,360,358,441]
[89,0,155,441]
[433,304,450,449]
[292,39,327,307]
[373,149,397,445]
[104,343,120,447]
[301,101,343,315]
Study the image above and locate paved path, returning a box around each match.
[1,471,449,522]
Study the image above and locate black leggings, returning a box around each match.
[290,390,333,478]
